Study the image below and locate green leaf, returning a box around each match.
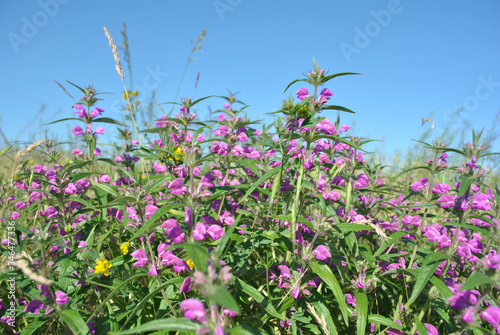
[235,278,284,320]
[430,277,454,300]
[320,105,356,114]
[212,285,240,313]
[92,117,128,127]
[129,203,180,241]
[109,318,199,334]
[459,175,475,197]
[355,292,368,335]
[45,117,84,125]
[309,301,338,335]
[460,271,495,291]
[320,72,362,85]
[178,243,209,272]
[238,167,280,204]
[92,182,118,197]
[414,316,428,335]
[405,253,449,308]
[0,145,12,158]
[283,78,309,93]
[20,320,47,335]
[310,262,350,326]
[228,325,268,335]
[367,314,403,330]
[60,310,90,335]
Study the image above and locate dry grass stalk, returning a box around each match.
[358,219,389,240]
[15,255,55,285]
[103,27,124,80]
[11,140,45,179]
[306,302,331,335]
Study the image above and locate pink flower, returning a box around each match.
[481,306,500,329]
[72,148,84,156]
[71,126,83,136]
[90,107,104,118]
[296,87,310,100]
[73,104,87,118]
[145,204,159,219]
[207,225,224,240]
[169,178,187,195]
[180,277,193,293]
[55,291,69,305]
[98,174,111,183]
[130,249,149,267]
[312,245,331,261]
[180,299,207,322]
[95,127,106,135]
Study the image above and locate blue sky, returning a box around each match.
[1,0,499,162]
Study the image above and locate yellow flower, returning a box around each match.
[123,90,139,99]
[120,242,130,255]
[186,258,194,270]
[95,259,112,276]
[168,146,184,162]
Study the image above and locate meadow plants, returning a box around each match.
[0,49,499,335]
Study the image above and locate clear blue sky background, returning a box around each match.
[1,0,499,162]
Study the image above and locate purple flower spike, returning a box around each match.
[24,300,44,313]
[55,291,69,305]
[180,298,207,322]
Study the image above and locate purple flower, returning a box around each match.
[24,300,44,313]
[145,203,159,219]
[481,306,500,329]
[73,104,87,118]
[480,250,500,270]
[55,291,69,305]
[95,127,106,135]
[130,249,149,267]
[42,206,58,218]
[461,306,474,323]
[296,87,310,100]
[167,226,186,244]
[148,263,158,276]
[71,126,83,136]
[312,245,331,261]
[179,277,193,293]
[320,88,333,98]
[436,194,455,208]
[193,222,207,240]
[169,178,187,195]
[207,225,224,240]
[90,107,104,118]
[180,299,207,322]
[423,324,438,335]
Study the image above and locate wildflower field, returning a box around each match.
[1,28,499,335]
